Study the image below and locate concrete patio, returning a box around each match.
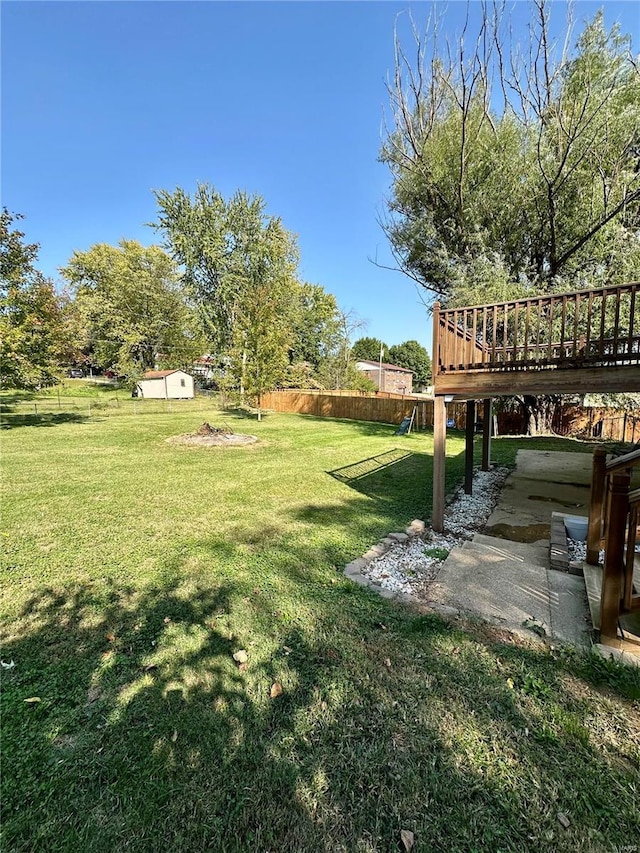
[428,450,640,663]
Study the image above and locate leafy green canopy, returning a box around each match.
[153,186,301,402]
[1,210,76,389]
[381,7,640,307]
[153,184,361,397]
[61,240,203,379]
[351,337,388,362]
[388,340,432,386]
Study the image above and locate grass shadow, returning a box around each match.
[0,412,91,429]
[2,564,639,852]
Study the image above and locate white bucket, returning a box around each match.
[564,515,588,542]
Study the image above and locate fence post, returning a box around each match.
[432,302,441,378]
[586,448,607,564]
[600,472,630,640]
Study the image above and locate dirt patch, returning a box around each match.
[167,433,258,448]
[483,522,550,543]
[167,422,258,448]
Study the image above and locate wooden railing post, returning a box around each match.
[600,471,631,640]
[586,448,607,564]
[432,302,441,378]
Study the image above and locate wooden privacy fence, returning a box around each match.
[554,406,640,444]
[262,390,640,440]
[261,390,468,427]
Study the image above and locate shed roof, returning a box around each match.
[142,370,187,379]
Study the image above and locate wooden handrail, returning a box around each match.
[605,447,640,473]
[439,281,640,316]
[434,281,639,380]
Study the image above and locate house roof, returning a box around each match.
[142,370,186,379]
[355,360,414,374]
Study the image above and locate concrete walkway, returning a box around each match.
[428,451,593,647]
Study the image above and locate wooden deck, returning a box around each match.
[430,282,640,643]
[430,282,639,527]
[433,282,640,396]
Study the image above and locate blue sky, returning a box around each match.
[2,1,637,351]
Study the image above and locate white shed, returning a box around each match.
[135,370,194,399]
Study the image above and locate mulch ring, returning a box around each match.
[166,422,259,447]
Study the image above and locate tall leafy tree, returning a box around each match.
[388,340,432,386]
[315,310,375,390]
[351,337,388,362]
[0,210,74,389]
[153,185,301,405]
[61,240,203,379]
[381,2,640,431]
[288,283,342,369]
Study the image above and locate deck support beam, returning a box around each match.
[600,472,631,640]
[465,400,475,494]
[481,398,492,471]
[586,448,607,565]
[432,395,447,533]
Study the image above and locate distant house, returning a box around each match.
[192,355,215,380]
[134,370,194,399]
[355,360,413,394]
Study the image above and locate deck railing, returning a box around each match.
[586,447,640,640]
[434,282,640,376]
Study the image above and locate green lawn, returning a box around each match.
[1,404,638,852]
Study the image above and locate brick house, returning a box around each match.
[355,360,413,394]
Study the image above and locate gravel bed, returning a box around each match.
[363,466,511,596]
[568,537,640,565]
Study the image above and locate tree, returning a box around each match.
[381,3,640,432]
[288,283,343,370]
[153,185,301,407]
[315,309,375,390]
[61,240,203,380]
[351,337,388,362]
[227,220,298,417]
[388,340,432,386]
[0,210,74,389]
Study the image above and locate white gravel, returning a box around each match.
[363,466,511,596]
[569,537,640,564]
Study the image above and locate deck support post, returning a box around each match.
[432,395,447,533]
[481,399,492,471]
[586,448,607,565]
[465,400,475,494]
[600,472,630,640]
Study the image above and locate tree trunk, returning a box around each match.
[521,394,560,435]
[240,348,247,397]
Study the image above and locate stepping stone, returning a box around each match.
[389,532,408,543]
[428,545,552,638]
[464,534,549,568]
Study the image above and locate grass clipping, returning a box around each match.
[167,422,258,447]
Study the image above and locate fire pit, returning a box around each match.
[166,422,259,448]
